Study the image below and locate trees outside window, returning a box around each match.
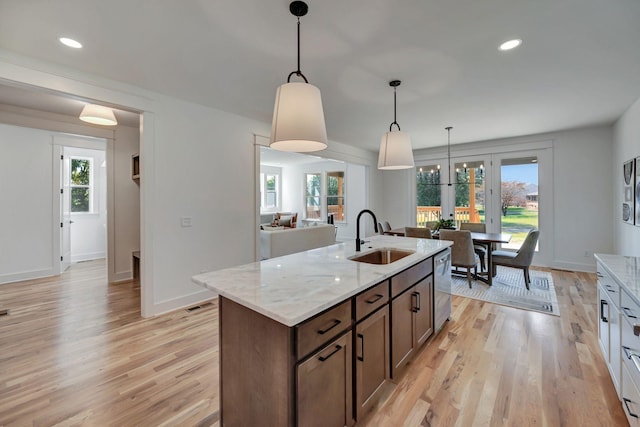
[305,173,321,219]
[70,158,92,212]
[326,171,345,221]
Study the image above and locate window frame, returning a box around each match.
[303,170,347,223]
[70,156,94,214]
[260,166,282,213]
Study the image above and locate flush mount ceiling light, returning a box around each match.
[270,1,327,153]
[79,104,118,126]
[378,80,414,170]
[59,37,82,49]
[499,38,522,51]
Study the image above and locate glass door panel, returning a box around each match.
[499,156,539,250]
[416,163,443,228]
[454,160,486,228]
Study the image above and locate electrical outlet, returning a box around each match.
[181,216,192,227]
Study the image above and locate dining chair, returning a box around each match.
[439,230,478,288]
[377,222,385,235]
[383,221,392,232]
[459,222,487,272]
[491,228,540,290]
[404,227,432,239]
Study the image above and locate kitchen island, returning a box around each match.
[193,235,452,427]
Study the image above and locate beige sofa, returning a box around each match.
[260,224,336,259]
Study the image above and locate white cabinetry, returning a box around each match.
[598,263,622,397]
[621,287,640,425]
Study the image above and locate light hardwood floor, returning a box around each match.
[0,261,627,426]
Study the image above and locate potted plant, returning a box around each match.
[435,218,456,231]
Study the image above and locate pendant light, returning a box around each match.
[270,1,327,153]
[378,80,414,170]
[445,126,453,186]
[79,104,117,126]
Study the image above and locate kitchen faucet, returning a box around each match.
[356,209,378,252]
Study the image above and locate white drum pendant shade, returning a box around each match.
[79,104,117,126]
[378,130,414,170]
[270,82,328,152]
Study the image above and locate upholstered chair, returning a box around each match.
[459,222,488,271]
[439,230,479,288]
[404,227,432,239]
[491,228,540,290]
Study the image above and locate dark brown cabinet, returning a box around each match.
[217,252,445,426]
[298,331,354,427]
[355,306,390,420]
[391,276,434,379]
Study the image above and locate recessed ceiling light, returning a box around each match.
[59,37,82,49]
[499,39,522,51]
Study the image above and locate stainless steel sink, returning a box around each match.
[349,248,415,265]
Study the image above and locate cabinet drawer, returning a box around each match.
[622,363,640,426]
[391,259,432,298]
[623,324,640,392]
[355,280,389,322]
[622,290,640,323]
[598,264,620,307]
[296,301,351,359]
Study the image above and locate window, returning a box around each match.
[326,171,345,221]
[305,171,346,222]
[70,157,92,213]
[260,168,281,211]
[305,173,321,219]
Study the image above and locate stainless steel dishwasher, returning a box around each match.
[433,248,452,332]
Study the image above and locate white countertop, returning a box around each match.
[595,253,640,304]
[192,235,452,327]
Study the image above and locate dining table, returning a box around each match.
[385,228,512,286]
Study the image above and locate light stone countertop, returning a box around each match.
[192,235,452,327]
[595,253,640,305]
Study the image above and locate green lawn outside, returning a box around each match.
[501,207,538,247]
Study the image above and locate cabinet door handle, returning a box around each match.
[412,292,420,313]
[600,300,608,323]
[365,294,384,304]
[597,272,604,278]
[606,285,616,293]
[624,346,640,375]
[317,319,341,335]
[357,333,364,362]
[623,307,638,319]
[624,398,640,418]
[318,345,342,362]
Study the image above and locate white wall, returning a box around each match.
[110,125,141,282]
[0,123,56,282]
[65,146,107,263]
[614,96,640,256]
[384,125,614,272]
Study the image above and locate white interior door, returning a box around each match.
[60,148,71,272]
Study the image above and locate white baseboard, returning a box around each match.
[71,251,106,263]
[146,289,218,317]
[550,260,596,273]
[0,267,57,285]
[110,270,133,283]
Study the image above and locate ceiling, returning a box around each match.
[0,0,639,151]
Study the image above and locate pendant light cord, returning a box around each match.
[389,86,401,131]
[446,126,452,186]
[287,17,309,83]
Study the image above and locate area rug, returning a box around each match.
[450,266,560,316]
